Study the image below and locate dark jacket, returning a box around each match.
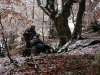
[31,38,51,51]
[23,28,36,41]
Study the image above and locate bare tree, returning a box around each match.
[37,0,72,46]
[0,12,13,63]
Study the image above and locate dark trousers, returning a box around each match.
[22,41,31,57]
[26,41,31,49]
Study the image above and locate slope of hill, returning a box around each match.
[0,30,100,75]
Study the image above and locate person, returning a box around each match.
[23,25,37,57]
[30,34,53,55]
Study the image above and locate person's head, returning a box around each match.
[31,25,35,30]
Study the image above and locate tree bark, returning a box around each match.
[72,0,86,39]
[54,0,72,46]
[37,0,72,46]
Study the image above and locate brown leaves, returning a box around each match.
[16,0,21,2]
[19,54,98,74]
[1,48,100,75]
[3,0,11,4]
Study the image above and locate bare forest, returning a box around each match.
[0,0,100,75]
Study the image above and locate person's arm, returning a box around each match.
[23,29,30,40]
[23,28,32,36]
[23,29,28,36]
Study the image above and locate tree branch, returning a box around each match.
[37,0,51,17]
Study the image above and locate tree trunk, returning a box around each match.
[54,0,72,46]
[72,0,86,39]
[37,0,72,46]
[54,14,71,46]
[49,20,57,38]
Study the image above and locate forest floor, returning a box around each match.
[0,31,100,75]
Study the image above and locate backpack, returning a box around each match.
[35,43,45,50]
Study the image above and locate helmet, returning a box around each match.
[31,25,35,29]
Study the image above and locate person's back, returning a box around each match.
[30,34,44,48]
[30,34,53,54]
[34,38,44,50]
